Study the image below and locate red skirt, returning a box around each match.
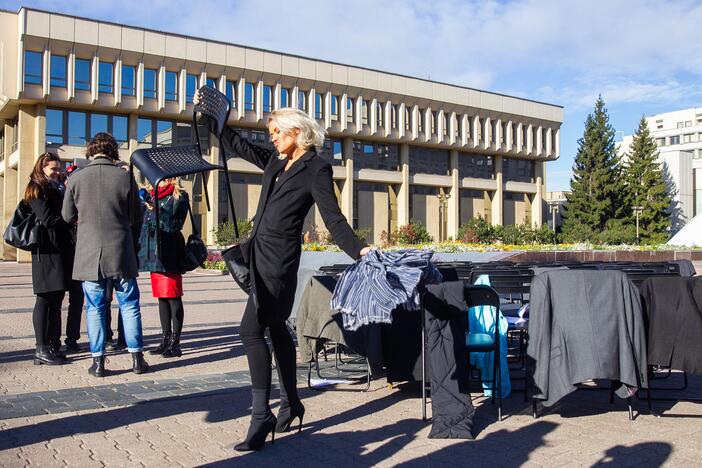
[150,272,183,298]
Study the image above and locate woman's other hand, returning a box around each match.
[193,89,201,106]
[359,246,376,257]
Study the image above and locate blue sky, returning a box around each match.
[4,0,702,191]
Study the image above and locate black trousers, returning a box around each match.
[33,291,65,347]
[65,280,84,343]
[239,297,299,403]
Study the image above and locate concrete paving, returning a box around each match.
[0,261,701,467]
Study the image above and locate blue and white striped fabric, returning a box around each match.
[330,249,443,331]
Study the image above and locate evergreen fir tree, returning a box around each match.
[621,116,672,242]
[562,96,624,241]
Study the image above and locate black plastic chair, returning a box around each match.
[129,86,239,257]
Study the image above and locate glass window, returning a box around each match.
[352,140,400,171]
[503,158,534,182]
[143,68,157,99]
[298,90,307,111]
[50,55,67,88]
[263,85,273,113]
[165,71,178,101]
[418,108,424,133]
[98,62,114,93]
[156,120,173,146]
[331,95,339,121]
[68,111,87,145]
[245,82,255,111]
[457,153,493,179]
[186,74,198,103]
[24,50,42,85]
[206,77,217,89]
[409,146,450,176]
[121,65,135,96]
[318,138,344,166]
[376,101,384,128]
[346,97,354,124]
[281,88,290,107]
[670,135,680,145]
[45,109,64,145]
[90,113,108,138]
[656,137,665,147]
[315,93,323,120]
[137,118,152,148]
[225,80,237,106]
[112,115,128,149]
[75,59,91,91]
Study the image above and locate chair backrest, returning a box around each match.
[464,284,500,310]
[193,85,231,142]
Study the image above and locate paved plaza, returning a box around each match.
[0,261,701,467]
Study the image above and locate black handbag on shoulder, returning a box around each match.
[3,201,41,251]
[182,200,208,272]
[222,242,251,295]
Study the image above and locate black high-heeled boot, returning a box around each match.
[162,333,181,358]
[34,345,64,365]
[234,389,277,452]
[276,400,305,433]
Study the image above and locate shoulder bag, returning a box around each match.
[3,201,41,251]
[182,199,208,272]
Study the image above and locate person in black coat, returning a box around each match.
[195,91,371,451]
[23,152,74,365]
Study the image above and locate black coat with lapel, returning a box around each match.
[219,126,366,325]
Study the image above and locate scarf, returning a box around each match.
[151,184,175,200]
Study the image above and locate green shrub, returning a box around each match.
[457,216,495,244]
[211,219,253,246]
[394,220,433,244]
[499,224,522,244]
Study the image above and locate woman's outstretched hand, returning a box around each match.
[360,246,377,257]
[193,89,201,106]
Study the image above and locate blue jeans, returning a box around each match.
[83,277,143,357]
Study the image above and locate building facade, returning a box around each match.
[619,107,702,227]
[0,7,563,261]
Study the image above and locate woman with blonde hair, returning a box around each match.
[23,152,73,365]
[137,178,190,358]
[195,92,371,451]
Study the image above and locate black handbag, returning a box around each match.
[182,199,208,271]
[3,201,41,251]
[221,242,251,295]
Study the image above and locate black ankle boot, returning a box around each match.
[88,356,105,377]
[276,400,305,433]
[149,333,171,355]
[162,333,181,358]
[49,343,68,362]
[131,352,149,374]
[234,389,277,452]
[34,345,64,365]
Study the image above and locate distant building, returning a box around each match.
[618,107,702,227]
[544,191,568,231]
[0,7,563,261]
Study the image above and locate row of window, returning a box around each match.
[26,51,554,152]
[656,132,702,147]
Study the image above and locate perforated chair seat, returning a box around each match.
[466,333,494,350]
[130,145,220,187]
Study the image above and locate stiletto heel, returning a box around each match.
[276,401,305,433]
[271,428,275,444]
[233,412,277,452]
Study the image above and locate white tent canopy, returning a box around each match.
[667,214,702,247]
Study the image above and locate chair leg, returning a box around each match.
[627,397,634,421]
[497,353,502,421]
[532,398,538,419]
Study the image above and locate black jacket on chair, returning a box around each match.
[217,125,366,325]
[28,186,73,294]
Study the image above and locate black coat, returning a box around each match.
[218,126,366,326]
[28,186,73,294]
[639,276,702,375]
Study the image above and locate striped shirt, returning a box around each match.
[330,249,443,331]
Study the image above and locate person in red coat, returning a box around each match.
[137,178,190,358]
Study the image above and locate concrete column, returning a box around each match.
[411,105,419,140]
[127,114,138,156]
[448,150,460,239]
[424,108,432,142]
[532,161,544,225]
[555,127,561,158]
[324,91,332,129]
[67,49,75,100]
[354,96,363,134]
[449,112,457,145]
[178,68,187,113]
[461,114,469,146]
[136,61,144,108]
[492,155,503,226]
[370,98,378,135]
[2,123,17,260]
[42,49,50,97]
[506,120,513,151]
[273,83,281,111]
[536,125,543,156]
[114,57,122,105]
[157,64,166,110]
[256,80,264,121]
[16,105,44,262]
[340,138,354,222]
[495,119,502,151]
[340,93,348,131]
[472,115,480,148]
[516,122,524,153]
[91,54,99,103]
[483,117,491,150]
[205,137,220,246]
[308,87,316,120]
[526,124,534,155]
[397,143,410,226]
[237,79,246,118]
[546,127,552,157]
[384,101,392,137]
[291,84,299,109]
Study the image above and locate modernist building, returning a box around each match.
[0,7,563,261]
[619,107,702,226]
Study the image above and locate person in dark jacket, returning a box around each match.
[195,91,371,452]
[138,178,189,358]
[23,152,73,365]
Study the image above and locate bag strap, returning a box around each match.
[186,195,198,237]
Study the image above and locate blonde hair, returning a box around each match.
[144,178,182,199]
[268,107,325,150]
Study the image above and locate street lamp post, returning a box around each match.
[548,201,559,243]
[633,205,643,244]
[437,192,451,241]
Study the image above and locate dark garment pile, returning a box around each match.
[639,276,702,375]
[528,270,648,407]
[330,249,442,331]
